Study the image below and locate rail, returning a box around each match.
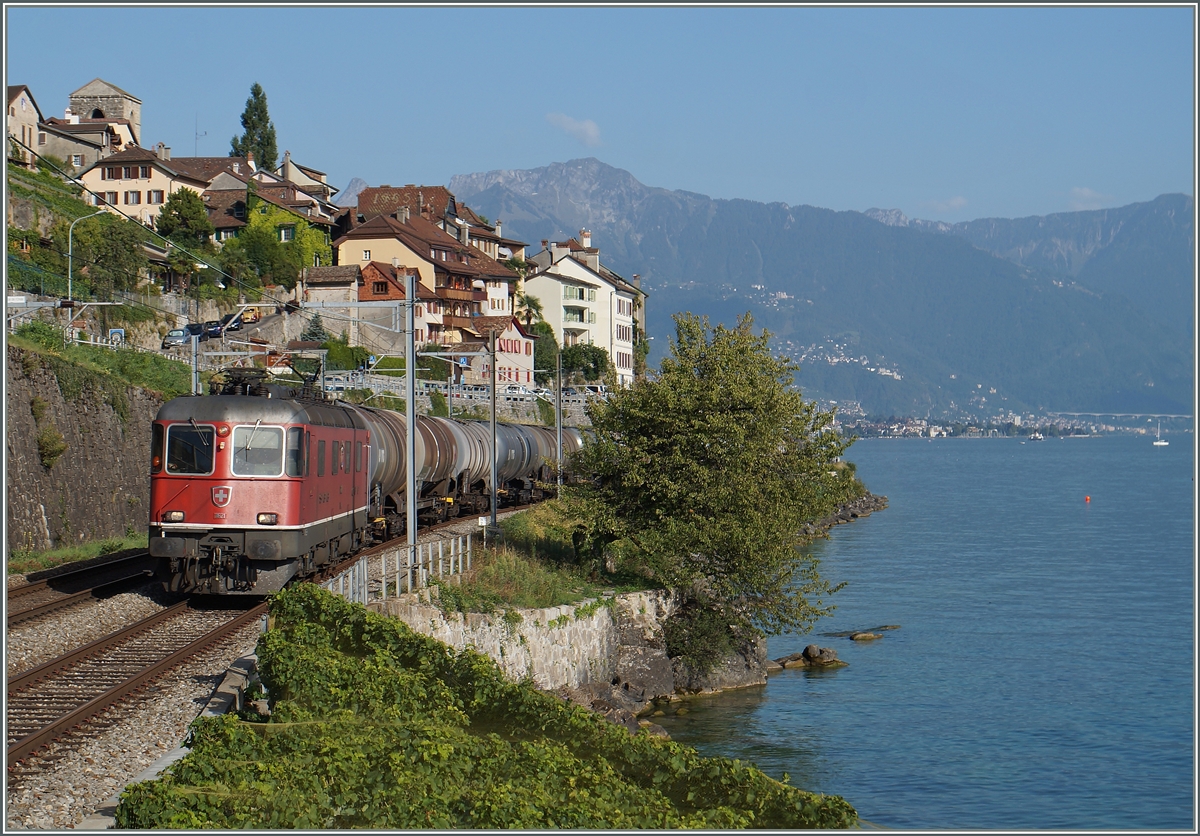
[6,601,266,767]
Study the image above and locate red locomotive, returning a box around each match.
[148,371,582,595]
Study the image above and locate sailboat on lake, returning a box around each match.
[1153,421,1169,447]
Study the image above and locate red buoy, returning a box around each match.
[1085,496,1091,503]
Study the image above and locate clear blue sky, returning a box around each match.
[5,5,1194,222]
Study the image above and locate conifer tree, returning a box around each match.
[230,83,278,170]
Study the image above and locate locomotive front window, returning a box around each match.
[232,425,284,476]
[166,424,215,474]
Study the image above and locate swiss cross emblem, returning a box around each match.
[212,486,232,507]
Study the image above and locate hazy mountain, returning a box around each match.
[866,195,1195,338]
[451,159,1193,417]
[336,177,370,207]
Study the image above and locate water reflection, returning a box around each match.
[652,678,829,790]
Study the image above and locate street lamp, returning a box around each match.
[68,209,105,303]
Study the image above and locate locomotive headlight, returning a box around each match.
[216,425,230,437]
[163,510,185,522]
[257,512,278,525]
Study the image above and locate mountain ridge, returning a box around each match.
[447,159,1193,417]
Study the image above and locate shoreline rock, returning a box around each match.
[773,644,848,670]
[802,492,888,538]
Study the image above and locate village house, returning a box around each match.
[7,85,44,167]
[76,144,210,227]
[332,207,520,344]
[525,230,645,387]
[459,315,537,387]
[352,185,527,295]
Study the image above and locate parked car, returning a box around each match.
[561,387,580,397]
[204,320,223,338]
[502,384,528,395]
[531,387,553,398]
[220,313,242,332]
[584,384,609,397]
[161,328,188,350]
[183,323,208,342]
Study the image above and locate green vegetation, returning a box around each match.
[35,424,68,469]
[562,312,858,670]
[530,320,558,386]
[434,547,608,615]
[428,390,448,417]
[561,342,610,383]
[114,585,856,829]
[156,188,214,250]
[8,163,155,305]
[230,82,279,170]
[12,321,196,401]
[536,394,556,426]
[8,529,148,577]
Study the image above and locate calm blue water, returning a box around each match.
[655,434,1195,830]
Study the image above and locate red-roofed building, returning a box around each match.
[76,145,210,227]
[333,208,521,345]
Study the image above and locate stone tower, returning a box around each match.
[68,78,141,145]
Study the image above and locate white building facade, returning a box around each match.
[525,232,641,387]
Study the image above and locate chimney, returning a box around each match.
[392,257,400,269]
[246,151,256,171]
[495,219,502,238]
[395,207,409,223]
[282,149,291,174]
[458,221,470,246]
[155,142,171,160]
[541,239,548,249]
[580,229,592,249]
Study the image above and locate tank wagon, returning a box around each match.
[148,373,583,595]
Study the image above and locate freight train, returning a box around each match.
[148,370,583,595]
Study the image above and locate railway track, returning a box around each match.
[7,553,157,628]
[6,600,266,769]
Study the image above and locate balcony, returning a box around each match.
[437,286,478,302]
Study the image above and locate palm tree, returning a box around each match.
[514,292,544,326]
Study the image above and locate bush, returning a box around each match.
[113,586,858,829]
[15,320,64,351]
[36,424,67,469]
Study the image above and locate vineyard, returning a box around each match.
[115,584,857,829]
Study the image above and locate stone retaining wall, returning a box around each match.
[6,345,162,553]
[370,588,680,692]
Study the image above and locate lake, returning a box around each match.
[654,434,1195,830]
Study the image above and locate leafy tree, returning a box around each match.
[230,82,278,170]
[563,312,852,649]
[155,189,214,249]
[53,214,149,299]
[530,321,559,386]
[561,343,609,382]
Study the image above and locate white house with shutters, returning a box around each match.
[525,231,643,387]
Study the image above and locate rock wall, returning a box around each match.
[6,345,161,553]
[371,588,680,694]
